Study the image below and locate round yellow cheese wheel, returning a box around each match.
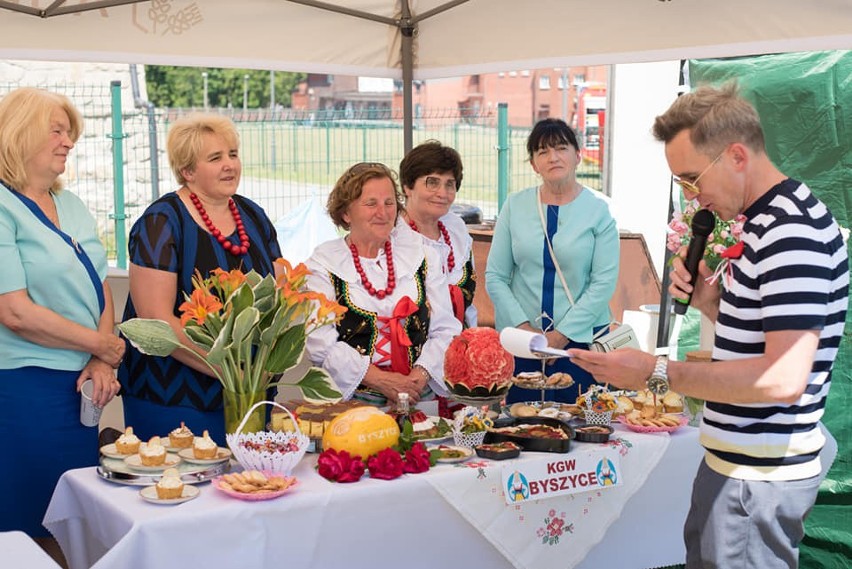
[322,406,400,458]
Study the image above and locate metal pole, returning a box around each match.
[400,3,414,153]
[562,68,569,122]
[270,70,277,170]
[243,74,249,112]
[202,72,209,110]
[109,80,128,269]
[497,102,509,213]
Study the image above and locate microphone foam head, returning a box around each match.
[691,209,715,237]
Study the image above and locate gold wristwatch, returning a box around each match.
[646,356,670,396]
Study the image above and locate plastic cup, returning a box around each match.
[80,380,103,427]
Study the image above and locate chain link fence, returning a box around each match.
[1,83,603,261]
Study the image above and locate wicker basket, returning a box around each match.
[225,401,309,475]
[584,409,613,427]
[453,430,487,448]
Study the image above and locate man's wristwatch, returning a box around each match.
[646,356,670,396]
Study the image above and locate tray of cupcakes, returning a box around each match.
[98,424,232,486]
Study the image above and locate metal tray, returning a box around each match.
[97,456,231,486]
[484,417,574,453]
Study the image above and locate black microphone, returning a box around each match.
[673,209,715,315]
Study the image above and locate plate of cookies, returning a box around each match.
[511,371,575,390]
[212,470,298,501]
[618,412,688,433]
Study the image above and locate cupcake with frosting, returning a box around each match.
[169,422,194,449]
[115,427,141,454]
[155,468,184,499]
[192,430,218,459]
[139,436,167,466]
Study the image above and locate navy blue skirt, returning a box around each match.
[0,367,98,537]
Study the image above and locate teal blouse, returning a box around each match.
[485,186,619,343]
[0,186,107,371]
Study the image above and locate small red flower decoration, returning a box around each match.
[403,442,431,474]
[317,448,365,483]
[367,448,405,480]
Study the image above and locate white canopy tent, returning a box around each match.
[1,0,850,150]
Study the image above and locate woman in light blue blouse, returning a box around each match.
[485,118,619,403]
[0,88,124,537]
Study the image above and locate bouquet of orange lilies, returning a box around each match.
[119,259,347,405]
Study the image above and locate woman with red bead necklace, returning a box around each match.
[305,162,461,406]
[118,114,282,443]
[396,140,477,328]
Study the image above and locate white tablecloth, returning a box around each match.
[44,426,702,569]
[0,531,62,569]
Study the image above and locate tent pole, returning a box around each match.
[400,3,415,153]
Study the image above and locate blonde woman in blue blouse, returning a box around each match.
[486,118,619,403]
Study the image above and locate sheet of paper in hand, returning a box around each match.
[499,328,572,360]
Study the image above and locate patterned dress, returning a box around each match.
[117,192,281,440]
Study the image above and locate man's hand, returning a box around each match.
[567,348,656,391]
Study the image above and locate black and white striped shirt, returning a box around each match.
[702,179,849,481]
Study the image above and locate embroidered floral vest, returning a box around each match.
[330,260,431,368]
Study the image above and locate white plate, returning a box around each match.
[411,416,453,443]
[160,438,185,453]
[124,453,182,472]
[139,484,200,504]
[177,447,232,465]
[100,443,136,460]
[428,445,474,464]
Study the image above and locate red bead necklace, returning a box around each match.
[408,218,455,272]
[189,192,250,256]
[349,239,396,299]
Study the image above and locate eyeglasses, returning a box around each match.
[672,151,724,195]
[423,176,457,193]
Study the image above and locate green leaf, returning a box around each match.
[231,306,260,346]
[244,270,262,287]
[206,313,235,366]
[229,283,255,317]
[294,367,342,402]
[118,319,182,356]
[260,304,289,344]
[263,323,306,373]
[184,325,215,349]
[252,274,277,303]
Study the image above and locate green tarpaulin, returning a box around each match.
[688,51,852,568]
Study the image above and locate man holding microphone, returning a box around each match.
[569,83,848,569]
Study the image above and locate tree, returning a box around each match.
[144,66,305,108]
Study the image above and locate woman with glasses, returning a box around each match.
[305,162,461,407]
[397,140,477,328]
[486,118,619,403]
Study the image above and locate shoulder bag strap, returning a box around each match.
[3,182,105,314]
[536,187,575,307]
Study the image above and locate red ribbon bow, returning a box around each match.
[448,284,465,324]
[721,241,744,259]
[377,295,419,375]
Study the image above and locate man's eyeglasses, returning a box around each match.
[423,176,457,193]
[672,152,723,195]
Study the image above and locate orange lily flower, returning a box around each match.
[211,267,246,296]
[179,288,223,326]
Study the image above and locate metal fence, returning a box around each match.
[1,82,603,262]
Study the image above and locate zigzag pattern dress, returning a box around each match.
[117,192,281,440]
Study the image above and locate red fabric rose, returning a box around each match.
[367,448,405,480]
[403,442,431,474]
[317,448,365,483]
[444,327,514,390]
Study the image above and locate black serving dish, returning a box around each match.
[573,424,614,443]
[475,441,522,461]
[484,417,574,453]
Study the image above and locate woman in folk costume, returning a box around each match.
[305,162,461,406]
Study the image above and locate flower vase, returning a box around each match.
[223,388,267,435]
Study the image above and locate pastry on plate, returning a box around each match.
[155,468,184,499]
[139,436,167,466]
[663,391,684,413]
[168,422,194,449]
[193,430,218,459]
[115,427,141,454]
